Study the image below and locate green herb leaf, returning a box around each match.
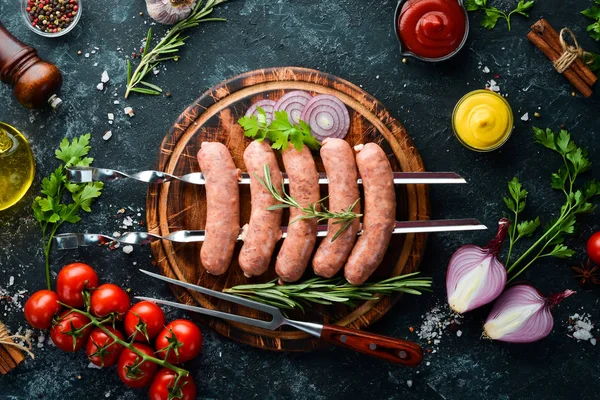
[548,244,575,258]
[55,134,92,166]
[482,8,502,29]
[516,217,540,238]
[514,0,535,16]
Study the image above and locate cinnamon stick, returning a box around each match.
[531,19,597,87]
[526,30,593,97]
[0,322,25,375]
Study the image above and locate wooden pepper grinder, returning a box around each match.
[0,22,63,109]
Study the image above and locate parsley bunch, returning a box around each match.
[238,108,321,152]
[503,127,600,282]
[32,134,103,289]
[465,0,535,31]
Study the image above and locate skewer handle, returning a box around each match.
[320,324,423,366]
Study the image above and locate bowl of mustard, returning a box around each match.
[452,90,514,152]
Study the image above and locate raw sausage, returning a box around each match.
[275,144,320,282]
[344,143,396,284]
[197,142,241,275]
[239,141,283,277]
[312,138,360,278]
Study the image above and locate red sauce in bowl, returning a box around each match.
[398,0,467,60]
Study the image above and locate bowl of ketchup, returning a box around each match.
[394,0,469,62]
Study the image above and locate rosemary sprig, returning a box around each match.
[224,272,432,312]
[255,164,363,241]
[125,0,228,98]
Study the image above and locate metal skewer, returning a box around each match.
[53,218,486,250]
[66,166,467,186]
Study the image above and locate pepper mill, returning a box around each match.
[0,22,63,109]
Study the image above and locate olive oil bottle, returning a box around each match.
[0,122,35,211]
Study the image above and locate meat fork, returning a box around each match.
[137,269,423,366]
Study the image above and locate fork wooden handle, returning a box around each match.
[320,324,423,366]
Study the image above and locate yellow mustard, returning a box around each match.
[452,90,513,151]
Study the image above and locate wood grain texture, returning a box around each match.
[146,67,430,352]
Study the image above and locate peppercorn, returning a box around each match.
[27,0,79,34]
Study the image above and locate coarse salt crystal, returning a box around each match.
[96,82,104,91]
[103,131,112,141]
[482,66,490,73]
[91,50,96,54]
[433,339,440,345]
[93,62,98,67]
[426,362,430,366]
[114,100,120,105]
[8,276,14,287]
[113,232,121,237]
[406,380,413,388]
[591,338,597,346]
[488,79,500,92]
[85,53,90,58]
[153,68,160,75]
[124,107,134,117]
[573,329,593,341]
[521,112,529,121]
[456,330,463,337]
[123,245,134,254]
[88,362,102,369]
[101,71,110,83]
[123,216,134,227]
[107,113,114,121]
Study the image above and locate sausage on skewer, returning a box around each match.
[239,141,283,278]
[275,144,320,283]
[312,138,360,278]
[197,142,241,275]
[344,143,396,284]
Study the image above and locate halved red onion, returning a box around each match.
[245,99,277,125]
[274,91,313,124]
[300,94,350,142]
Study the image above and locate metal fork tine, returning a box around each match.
[138,269,281,316]
[135,297,279,330]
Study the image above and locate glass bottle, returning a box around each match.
[0,122,35,210]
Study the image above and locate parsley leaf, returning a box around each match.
[582,3,600,42]
[466,0,535,31]
[33,134,103,289]
[238,108,321,152]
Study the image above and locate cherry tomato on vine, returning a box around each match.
[124,301,166,342]
[50,310,92,352]
[155,320,203,364]
[149,368,197,400]
[117,343,158,388]
[24,290,61,329]
[90,284,130,319]
[86,326,125,367]
[56,263,99,307]
[587,232,600,265]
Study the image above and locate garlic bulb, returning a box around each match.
[146,0,196,25]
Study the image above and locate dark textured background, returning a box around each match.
[1,0,600,399]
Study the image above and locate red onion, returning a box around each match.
[300,94,350,142]
[274,91,313,124]
[245,100,277,125]
[484,285,575,343]
[446,219,509,314]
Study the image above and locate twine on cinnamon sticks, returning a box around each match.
[0,321,33,375]
[553,28,591,74]
[527,19,597,97]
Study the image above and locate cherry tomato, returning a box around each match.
[85,326,125,367]
[124,301,166,342]
[587,232,600,265]
[149,368,197,400]
[117,343,158,388]
[56,263,99,307]
[90,284,130,319]
[155,320,202,364]
[50,310,92,352]
[24,290,61,329]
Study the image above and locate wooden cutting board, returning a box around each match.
[146,67,430,352]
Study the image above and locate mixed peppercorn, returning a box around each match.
[25,0,79,34]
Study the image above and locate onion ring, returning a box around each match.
[300,94,350,142]
[273,91,313,124]
[245,99,277,125]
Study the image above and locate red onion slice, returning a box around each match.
[274,91,313,124]
[245,99,277,125]
[300,95,350,142]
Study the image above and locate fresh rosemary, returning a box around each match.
[125,0,228,98]
[224,272,432,312]
[255,164,362,242]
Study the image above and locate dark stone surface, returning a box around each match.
[1,0,600,399]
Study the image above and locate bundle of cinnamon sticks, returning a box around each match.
[0,321,26,375]
[527,18,597,97]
